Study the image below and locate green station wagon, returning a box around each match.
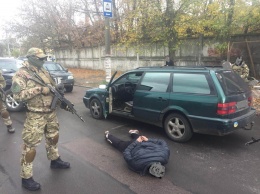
[83,66,256,142]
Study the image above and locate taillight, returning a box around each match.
[217,102,237,115]
[248,96,253,107]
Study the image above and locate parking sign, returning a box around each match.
[103,0,112,18]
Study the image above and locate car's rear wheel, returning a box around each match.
[164,113,193,142]
[5,89,24,112]
[90,98,104,119]
[65,86,73,93]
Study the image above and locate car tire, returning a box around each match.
[5,89,24,112]
[90,98,104,119]
[65,86,73,93]
[164,113,193,142]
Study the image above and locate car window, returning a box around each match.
[113,72,143,85]
[138,72,170,92]
[16,60,23,69]
[17,56,28,61]
[173,73,211,94]
[216,70,249,95]
[43,63,64,71]
[0,59,18,72]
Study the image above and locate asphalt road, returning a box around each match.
[0,85,260,194]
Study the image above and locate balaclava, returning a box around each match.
[26,47,47,68]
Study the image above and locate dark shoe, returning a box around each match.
[50,157,70,169]
[149,162,165,178]
[7,125,15,133]
[22,177,41,191]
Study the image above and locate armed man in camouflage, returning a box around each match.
[232,56,250,82]
[0,70,15,133]
[11,48,70,191]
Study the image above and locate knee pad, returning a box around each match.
[25,148,36,163]
[1,110,9,119]
[52,134,59,145]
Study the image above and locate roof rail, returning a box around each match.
[136,65,223,70]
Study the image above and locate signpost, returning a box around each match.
[103,0,112,82]
[103,0,113,18]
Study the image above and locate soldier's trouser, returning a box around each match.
[20,111,60,179]
[0,101,12,126]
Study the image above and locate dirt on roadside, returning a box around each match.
[69,68,123,88]
[252,89,260,116]
[69,68,105,87]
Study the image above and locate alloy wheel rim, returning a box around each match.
[167,117,185,138]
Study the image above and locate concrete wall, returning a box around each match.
[55,34,260,73]
[55,44,169,71]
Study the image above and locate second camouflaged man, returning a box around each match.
[11,48,70,191]
[232,56,250,82]
[0,70,15,133]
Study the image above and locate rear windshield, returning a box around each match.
[0,59,19,72]
[215,70,249,95]
[43,63,64,71]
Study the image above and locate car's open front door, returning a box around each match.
[108,87,112,113]
[106,71,117,115]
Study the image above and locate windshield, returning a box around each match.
[216,70,249,95]
[0,59,19,72]
[43,63,65,71]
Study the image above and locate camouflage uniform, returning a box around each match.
[232,62,250,82]
[0,70,14,130]
[12,53,61,179]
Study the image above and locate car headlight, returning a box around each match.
[68,75,74,79]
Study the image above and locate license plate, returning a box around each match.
[236,100,248,111]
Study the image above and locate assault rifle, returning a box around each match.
[0,87,6,102]
[245,137,260,146]
[29,75,85,122]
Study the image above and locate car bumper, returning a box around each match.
[190,108,256,136]
[53,77,74,87]
[63,79,74,87]
[83,97,90,108]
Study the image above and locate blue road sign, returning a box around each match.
[103,0,113,18]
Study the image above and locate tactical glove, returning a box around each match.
[60,102,73,112]
[41,87,50,95]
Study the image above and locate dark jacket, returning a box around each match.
[166,60,174,66]
[123,138,170,175]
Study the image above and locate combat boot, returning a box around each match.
[50,157,70,169]
[22,177,41,191]
[7,125,15,133]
